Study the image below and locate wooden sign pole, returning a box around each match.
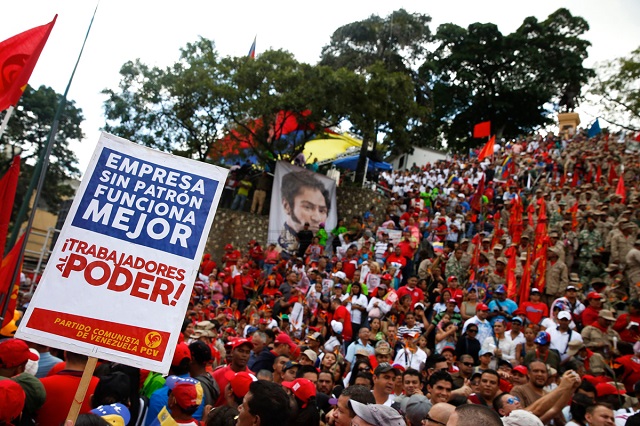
[66,356,98,424]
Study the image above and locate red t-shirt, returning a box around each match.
[386,254,407,269]
[232,275,254,301]
[581,306,601,327]
[37,370,100,426]
[342,258,358,280]
[398,240,415,259]
[333,305,353,342]
[521,301,549,325]
[396,286,425,309]
[223,250,241,267]
[212,364,251,407]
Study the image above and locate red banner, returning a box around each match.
[27,308,170,361]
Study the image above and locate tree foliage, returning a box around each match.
[588,47,640,131]
[423,8,593,152]
[0,85,83,215]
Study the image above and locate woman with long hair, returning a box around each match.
[516,325,538,365]
[368,317,384,344]
[345,359,372,387]
[455,323,481,364]
[461,287,479,321]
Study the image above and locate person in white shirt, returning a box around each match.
[462,303,494,346]
[548,311,583,363]
[393,331,427,371]
[347,283,368,336]
[481,319,516,364]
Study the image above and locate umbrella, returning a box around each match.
[332,155,392,171]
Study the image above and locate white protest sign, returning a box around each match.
[16,133,228,373]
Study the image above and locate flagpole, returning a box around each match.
[0,106,15,141]
[1,3,100,321]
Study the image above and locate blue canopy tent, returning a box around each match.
[332,155,392,171]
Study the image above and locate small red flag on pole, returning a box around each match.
[477,136,495,161]
[616,175,626,204]
[473,121,491,138]
[0,15,57,111]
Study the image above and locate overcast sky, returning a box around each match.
[3,0,640,174]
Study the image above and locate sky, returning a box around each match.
[3,1,640,175]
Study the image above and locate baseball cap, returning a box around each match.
[404,394,433,426]
[566,285,577,291]
[282,378,316,408]
[0,339,39,368]
[381,273,393,281]
[275,333,295,349]
[224,371,258,399]
[165,375,203,410]
[171,342,192,367]
[587,292,603,300]
[447,276,458,283]
[230,338,254,350]
[530,288,541,294]
[596,382,626,397]
[90,403,131,426]
[307,332,321,341]
[476,303,490,311]
[557,311,572,321]
[0,379,25,423]
[349,399,405,426]
[511,316,523,324]
[479,348,493,357]
[495,285,506,294]
[334,271,347,281]
[331,320,343,334]
[512,365,528,376]
[534,331,551,345]
[302,349,318,363]
[374,362,400,376]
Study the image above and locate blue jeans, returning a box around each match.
[231,194,247,211]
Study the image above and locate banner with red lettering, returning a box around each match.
[16,133,228,373]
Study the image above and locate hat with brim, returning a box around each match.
[349,400,405,426]
[598,309,616,321]
[566,340,586,358]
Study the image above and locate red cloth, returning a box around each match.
[396,286,425,309]
[581,306,601,327]
[398,240,416,259]
[473,121,491,138]
[342,258,358,280]
[37,370,99,426]
[386,254,407,269]
[200,259,217,276]
[212,364,251,407]
[333,305,353,342]
[231,275,254,301]
[616,355,640,393]
[613,313,640,343]
[520,301,548,325]
[223,250,241,267]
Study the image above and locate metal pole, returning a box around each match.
[0,106,15,140]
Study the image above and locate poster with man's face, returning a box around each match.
[268,161,337,256]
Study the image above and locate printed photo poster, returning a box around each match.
[267,161,337,256]
[16,133,229,373]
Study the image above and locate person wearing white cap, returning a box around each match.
[548,311,584,362]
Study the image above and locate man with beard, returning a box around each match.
[452,355,475,389]
[510,360,548,408]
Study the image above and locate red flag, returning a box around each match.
[0,156,20,254]
[559,173,566,186]
[570,172,579,188]
[505,247,517,300]
[518,250,532,303]
[473,121,491,138]
[478,136,495,161]
[616,175,626,204]
[535,249,548,294]
[596,164,602,184]
[570,202,579,231]
[608,163,617,186]
[508,195,523,245]
[0,15,57,111]
[0,234,24,327]
[470,174,485,212]
[635,133,640,142]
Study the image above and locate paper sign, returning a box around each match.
[16,133,228,373]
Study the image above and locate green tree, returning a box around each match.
[320,9,431,182]
[0,85,83,217]
[423,8,593,152]
[588,47,640,131]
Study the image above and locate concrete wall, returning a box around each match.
[204,186,390,263]
[391,147,449,171]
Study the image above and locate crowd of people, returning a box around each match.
[3,130,640,426]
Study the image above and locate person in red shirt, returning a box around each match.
[222,244,241,268]
[520,288,548,325]
[231,264,255,310]
[444,276,464,308]
[212,338,254,407]
[613,300,640,343]
[396,276,425,310]
[581,292,604,327]
[386,246,407,270]
[331,298,352,343]
[200,253,217,277]
[37,351,100,426]
[248,240,265,268]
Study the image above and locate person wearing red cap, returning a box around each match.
[0,379,25,424]
[165,375,204,425]
[222,244,241,269]
[282,378,319,425]
[396,276,425,310]
[212,338,253,407]
[519,288,548,325]
[581,292,604,326]
[37,351,101,426]
[249,333,292,374]
[223,370,258,408]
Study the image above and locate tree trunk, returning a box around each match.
[355,128,374,184]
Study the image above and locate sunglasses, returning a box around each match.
[423,415,447,426]
[467,329,478,333]
[462,362,474,367]
[506,396,520,405]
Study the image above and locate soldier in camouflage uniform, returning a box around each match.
[560,221,579,270]
[580,252,606,290]
[445,247,468,285]
[486,257,508,290]
[578,220,604,273]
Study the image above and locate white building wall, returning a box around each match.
[391,147,449,171]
